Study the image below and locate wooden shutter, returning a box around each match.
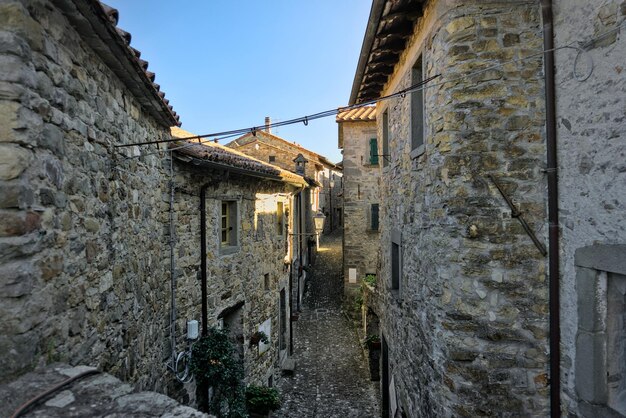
[370,138,378,165]
[371,203,379,231]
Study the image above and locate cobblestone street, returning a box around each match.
[275,230,380,418]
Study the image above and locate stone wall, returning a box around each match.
[373,1,549,416]
[551,1,626,415]
[0,0,295,408]
[338,120,380,293]
[171,163,295,393]
[230,132,324,181]
[0,0,170,386]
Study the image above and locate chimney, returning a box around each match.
[264,116,271,134]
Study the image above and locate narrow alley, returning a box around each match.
[275,230,380,417]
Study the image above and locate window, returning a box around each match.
[220,201,238,251]
[264,273,270,291]
[410,55,424,154]
[390,230,401,294]
[382,110,389,167]
[369,138,379,165]
[269,155,276,163]
[370,203,379,231]
[575,245,626,416]
[276,201,284,235]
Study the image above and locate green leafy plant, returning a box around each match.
[249,331,269,347]
[363,274,377,287]
[245,385,281,414]
[190,327,246,417]
[363,333,381,348]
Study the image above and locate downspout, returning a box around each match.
[200,185,209,336]
[168,155,177,370]
[541,1,561,416]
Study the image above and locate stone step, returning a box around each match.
[281,358,296,376]
[0,363,212,418]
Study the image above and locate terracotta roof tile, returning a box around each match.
[229,130,341,169]
[170,128,306,186]
[98,2,180,126]
[336,106,377,122]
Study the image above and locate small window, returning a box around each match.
[369,138,379,165]
[220,201,238,250]
[264,273,270,291]
[371,203,379,231]
[411,55,424,152]
[276,201,284,235]
[382,110,389,167]
[269,155,276,163]
[391,230,401,294]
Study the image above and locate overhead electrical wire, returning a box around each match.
[115,19,625,153]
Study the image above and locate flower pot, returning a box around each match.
[249,412,272,418]
[369,341,381,350]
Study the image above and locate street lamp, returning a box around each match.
[313,211,326,250]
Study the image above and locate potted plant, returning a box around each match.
[363,334,381,350]
[245,385,281,417]
[249,331,269,347]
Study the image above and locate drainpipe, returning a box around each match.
[541,1,561,416]
[168,156,177,369]
[200,185,209,336]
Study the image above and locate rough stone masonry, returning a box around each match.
[369,1,550,416]
[0,0,300,410]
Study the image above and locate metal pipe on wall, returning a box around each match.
[200,185,208,336]
[540,1,561,416]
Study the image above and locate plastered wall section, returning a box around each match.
[374,1,549,416]
[551,0,626,415]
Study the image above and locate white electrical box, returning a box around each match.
[187,320,199,340]
[349,268,357,284]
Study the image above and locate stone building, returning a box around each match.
[348,0,626,416]
[169,127,307,399]
[228,124,343,234]
[336,106,380,296]
[0,0,306,411]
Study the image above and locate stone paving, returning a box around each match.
[275,230,380,418]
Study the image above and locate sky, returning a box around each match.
[105,1,372,163]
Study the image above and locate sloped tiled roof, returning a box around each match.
[58,0,180,127]
[170,127,306,186]
[228,130,341,170]
[336,106,377,122]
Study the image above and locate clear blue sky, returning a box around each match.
[105,1,372,163]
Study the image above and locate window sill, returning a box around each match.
[220,246,240,256]
[410,144,425,160]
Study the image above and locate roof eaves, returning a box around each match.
[349,0,387,105]
[55,0,180,127]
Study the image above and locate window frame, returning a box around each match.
[370,203,380,231]
[369,137,379,166]
[410,54,425,159]
[276,201,284,236]
[390,229,401,297]
[382,110,390,168]
[220,200,239,254]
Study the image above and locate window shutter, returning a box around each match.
[369,138,378,165]
[371,203,379,231]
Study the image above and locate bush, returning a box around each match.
[245,385,281,414]
[190,327,246,417]
[363,274,376,287]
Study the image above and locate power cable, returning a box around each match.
[114,19,624,152]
